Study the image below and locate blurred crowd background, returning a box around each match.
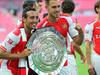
[0,0,97,42]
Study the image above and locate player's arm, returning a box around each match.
[74,18,84,45]
[74,23,84,45]
[85,24,93,66]
[68,17,84,45]
[0,31,32,59]
[85,40,96,75]
[85,40,93,67]
[0,48,32,59]
[85,24,96,75]
[72,42,85,62]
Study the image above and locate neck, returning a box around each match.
[48,15,58,23]
[24,24,31,35]
[96,14,100,21]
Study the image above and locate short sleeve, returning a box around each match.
[66,17,78,38]
[0,29,20,52]
[84,24,93,42]
[60,16,79,38]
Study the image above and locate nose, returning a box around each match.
[33,19,39,25]
[34,16,39,19]
[33,16,39,21]
[31,16,39,22]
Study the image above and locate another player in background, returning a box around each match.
[60,1,85,75]
[61,0,85,59]
[37,0,48,21]
[85,0,100,75]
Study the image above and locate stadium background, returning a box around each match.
[0,0,97,75]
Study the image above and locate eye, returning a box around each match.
[39,4,42,7]
[52,6,56,8]
[35,16,39,19]
[52,5,60,8]
[58,5,60,8]
[30,16,39,19]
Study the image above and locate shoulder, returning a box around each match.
[60,16,73,21]
[37,17,48,28]
[0,28,21,51]
[7,28,21,43]
[12,28,20,36]
[60,16,74,24]
[85,21,96,31]
[87,20,96,27]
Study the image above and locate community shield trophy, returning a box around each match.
[26,27,67,75]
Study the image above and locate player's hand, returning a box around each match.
[81,55,85,63]
[75,23,82,30]
[75,18,82,30]
[88,68,96,75]
[18,48,32,58]
[88,65,96,75]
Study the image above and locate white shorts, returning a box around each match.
[0,66,13,75]
[59,54,78,75]
[91,50,100,75]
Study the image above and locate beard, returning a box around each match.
[52,12,60,19]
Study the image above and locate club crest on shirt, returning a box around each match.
[62,24,67,29]
[7,39,13,44]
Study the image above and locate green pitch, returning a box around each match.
[76,43,89,75]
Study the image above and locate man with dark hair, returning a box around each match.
[60,1,85,75]
[36,0,48,21]
[23,0,38,9]
[61,1,84,59]
[0,7,39,75]
[85,0,100,75]
[61,0,75,15]
[17,1,39,75]
[17,0,39,25]
[94,0,100,14]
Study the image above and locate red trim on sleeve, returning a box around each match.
[63,60,68,66]
[0,59,3,67]
[0,45,7,52]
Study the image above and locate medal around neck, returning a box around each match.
[26,27,67,75]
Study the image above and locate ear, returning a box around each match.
[45,5,48,10]
[96,7,99,13]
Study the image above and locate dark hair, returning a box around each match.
[22,6,36,18]
[64,0,73,1]
[37,0,43,2]
[61,1,75,14]
[43,13,48,18]
[45,0,50,5]
[23,0,36,9]
[94,0,100,14]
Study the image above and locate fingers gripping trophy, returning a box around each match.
[26,27,67,75]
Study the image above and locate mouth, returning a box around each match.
[55,12,60,16]
[30,23,36,28]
